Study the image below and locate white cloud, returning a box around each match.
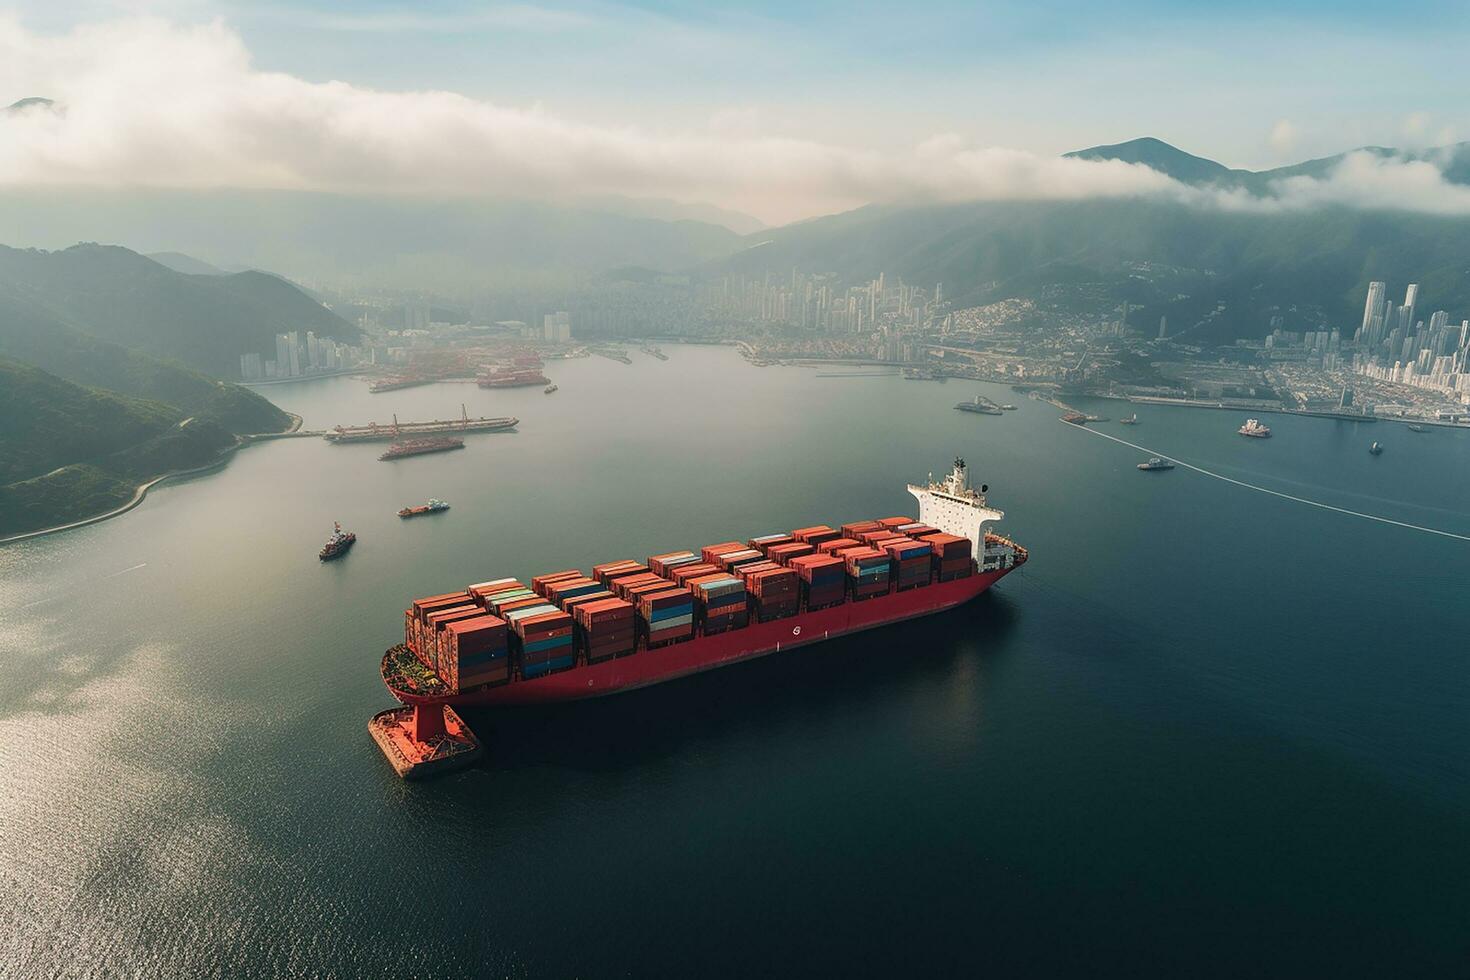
[1,17,1468,225]
[1268,118,1298,158]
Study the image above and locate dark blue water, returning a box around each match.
[1,348,1466,977]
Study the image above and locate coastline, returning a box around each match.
[0,411,306,546]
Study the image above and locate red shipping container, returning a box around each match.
[700,541,745,563]
[877,516,912,529]
[766,542,814,565]
[840,520,882,537]
[748,533,793,554]
[673,563,720,585]
[816,537,859,554]
[647,551,696,576]
[531,570,583,596]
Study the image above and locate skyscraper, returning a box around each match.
[543,311,572,343]
[1361,281,1386,337]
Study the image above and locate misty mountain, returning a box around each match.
[0,286,291,435]
[719,197,1470,344]
[573,195,766,235]
[1070,135,1470,192]
[711,137,1470,343]
[1065,136,1252,185]
[0,190,745,297]
[0,243,357,377]
[147,251,227,276]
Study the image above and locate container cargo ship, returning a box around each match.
[379,437,465,461]
[379,459,1026,714]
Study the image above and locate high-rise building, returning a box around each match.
[275,334,291,377]
[543,311,572,343]
[1361,281,1386,339]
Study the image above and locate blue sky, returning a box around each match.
[4,1,1470,222]
[12,0,1469,167]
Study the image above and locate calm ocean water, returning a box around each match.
[2,347,1466,977]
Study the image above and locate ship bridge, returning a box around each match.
[908,458,1021,573]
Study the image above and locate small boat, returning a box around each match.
[1407,423,1428,433]
[319,522,356,561]
[1238,418,1271,438]
[1000,404,1017,411]
[1120,414,1139,425]
[544,384,559,394]
[1137,457,1175,471]
[398,499,450,519]
[1369,441,1383,456]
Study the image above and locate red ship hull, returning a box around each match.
[386,566,1013,707]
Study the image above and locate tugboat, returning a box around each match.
[319,522,356,561]
[1137,457,1175,471]
[398,499,451,519]
[1120,413,1139,425]
[1369,441,1383,456]
[544,383,558,394]
[1238,418,1272,438]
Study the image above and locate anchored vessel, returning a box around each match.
[1120,414,1139,425]
[1239,418,1272,438]
[399,499,451,518]
[373,459,1027,774]
[1369,441,1383,455]
[379,437,465,461]
[955,395,1004,416]
[544,384,559,394]
[369,376,434,393]
[319,522,356,561]
[325,405,517,443]
[1137,457,1175,471]
[1407,423,1428,433]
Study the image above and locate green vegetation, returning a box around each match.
[716,138,1470,344]
[0,243,359,377]
[0,358,239,537]
[0,288,290,435]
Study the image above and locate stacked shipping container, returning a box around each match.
[402,512,985,693]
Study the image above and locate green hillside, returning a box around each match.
[0,288,290,435]
[0,358,239,536]
[0,243,359,377]
[720,195,1470,343]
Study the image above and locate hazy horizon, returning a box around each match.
[5,3,1470,225]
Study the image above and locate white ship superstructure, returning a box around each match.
[908,458,1021,573]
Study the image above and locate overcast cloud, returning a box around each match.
[2,17,1469,225]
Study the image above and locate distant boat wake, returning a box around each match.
[1064,422,1470,543]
